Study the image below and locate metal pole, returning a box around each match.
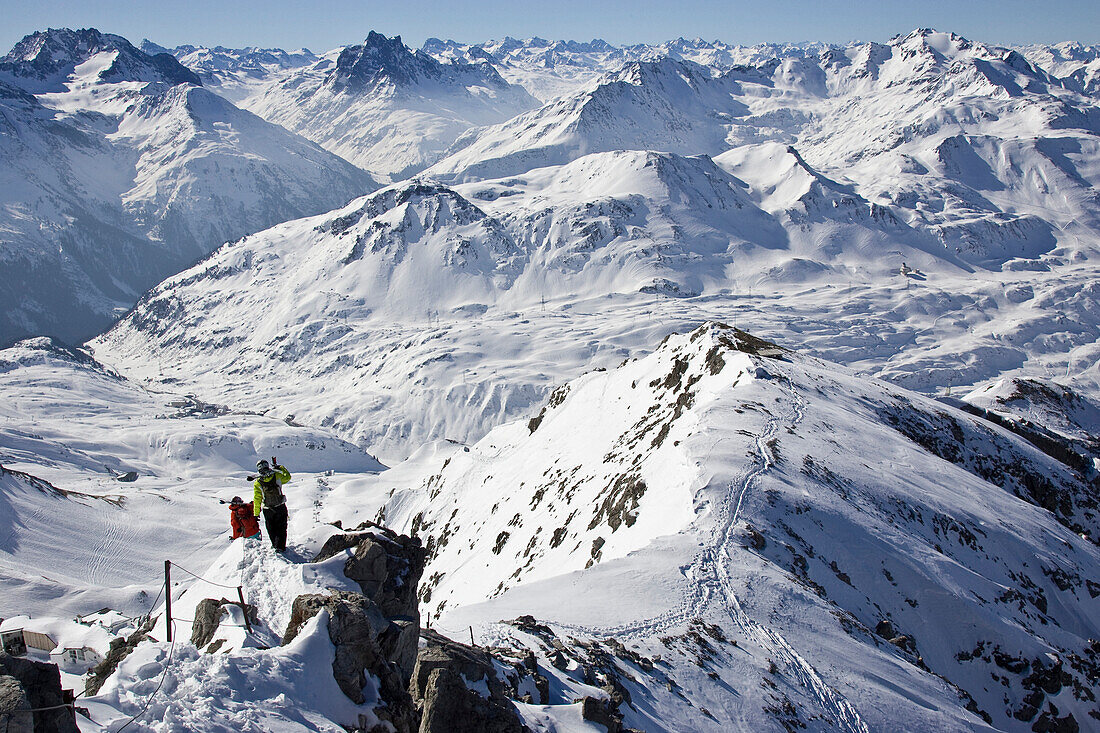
[164,561,172,643]
[469,626,475,647]
[236,586,252,634]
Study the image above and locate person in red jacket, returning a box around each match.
[229,496,261,540]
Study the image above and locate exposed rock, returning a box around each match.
[580,695,624,732]
[288,530,428,733]
[1031,704,1080,733]
[412,629,525,733]
[190,598,257,649]
[0,674,32,733]
[85,618,152,696]
[0,653,79,732]
[744,525,766,550]
[313,530,426,620]
[116,471,138,482]
[889,635,917,655]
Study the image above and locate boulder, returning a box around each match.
[580,695,623,732]
[0,653,79,732]
[190,598,257,649]
[0,674,32,733]
[283,592,418,733]
[412,629,525,733]
[314,530,426,620]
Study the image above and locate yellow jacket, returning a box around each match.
[253,465,291,516]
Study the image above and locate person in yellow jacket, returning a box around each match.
[253,456,291,552]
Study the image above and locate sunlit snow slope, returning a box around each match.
[377,322,1100,731]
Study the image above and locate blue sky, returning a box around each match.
[2,0,1098,54]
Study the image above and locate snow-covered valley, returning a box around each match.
[3,24,1100,733]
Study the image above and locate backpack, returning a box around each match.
[259,475,286,508]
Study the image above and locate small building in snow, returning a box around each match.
[1,628,26,656]
[51,645,103,669]
[21,629,57,652]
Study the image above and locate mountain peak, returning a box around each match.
[1,27,200,91]
[329,29,509,93]
[330,30,437,88]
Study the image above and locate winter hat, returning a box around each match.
[230,496,244,506]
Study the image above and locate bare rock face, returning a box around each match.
[314,528,426,619]
[284,530,429,733]
[0,674,32,733]
[190,598,258,649]
[0,653,79,733]
[412,629,526,733]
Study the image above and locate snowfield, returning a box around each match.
[3,24,1100,733]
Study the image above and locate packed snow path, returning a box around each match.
[548,363,869,732]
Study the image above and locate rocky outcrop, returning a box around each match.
[190,598,258,650]
[412,630,526,733]
[313,527,426,619]
[580,696,625,733]
[85,618,153,696]
[0,653,79,733]
[285,530,427,733]
[0,674,32,733]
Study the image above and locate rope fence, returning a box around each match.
[2,558,256,733]
[168,561,244,590]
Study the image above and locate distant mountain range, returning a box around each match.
[3,23,1100,733]
[0,28,375,344]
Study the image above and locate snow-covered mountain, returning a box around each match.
[428,29,1100,273]
[421,36,829,102]
[427,57,756,182]
[6,24,1100,733]
[91,104,1100,463]
[90,148,947,460]
[139,40,318,103]
[1017,42,1100,96]
[238,31,538,180]
[17,322,1100,730]
[0,27,200,92]
[371,321,1100,731]
[0,28,376,345]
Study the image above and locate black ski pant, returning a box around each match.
[263,504,289,551]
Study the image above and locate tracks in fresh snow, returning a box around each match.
[555,372,868,733]
[715,382,868,733]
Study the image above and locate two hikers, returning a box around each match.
[254,456,291,552]
[228,496,261,540]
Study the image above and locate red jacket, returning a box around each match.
[230,503,261,539]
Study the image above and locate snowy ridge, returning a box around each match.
[421,36,830,102]
[0,27,200,92]
[427,28,1100,275]
[380,322,1100,731]
[92,147,943,459]
[143,41,318,103]
[94,116,1100,462]
[6,24,1100,733]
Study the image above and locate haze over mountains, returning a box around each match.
[3,23,1100,733]
[0,28,375,344]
